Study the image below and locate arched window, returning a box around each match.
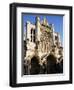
[31,29,35,42]
[31,29,32,42]
[33,30,35,42]
[55,36,58,40]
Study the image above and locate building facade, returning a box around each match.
[24,17,62,61]
[23,16,63,75]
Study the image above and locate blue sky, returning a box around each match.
[22,13,63,43]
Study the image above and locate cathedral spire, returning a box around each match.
[43,16,49,26]
[43,16,46,25]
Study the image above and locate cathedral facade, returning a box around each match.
[23,16,63,75]
[24,17,62,60]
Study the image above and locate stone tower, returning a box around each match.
[36,16,41,41]
[26,21,31,41]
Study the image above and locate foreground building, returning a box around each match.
[23,17,63,75]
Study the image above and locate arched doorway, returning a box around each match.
[30,56,40,75]
[46,54,57,74]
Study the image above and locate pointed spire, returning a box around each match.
[43,16,49,26]
[43,16,46,25]
[36,16,40,21]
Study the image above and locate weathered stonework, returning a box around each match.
[24,17,62,63]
